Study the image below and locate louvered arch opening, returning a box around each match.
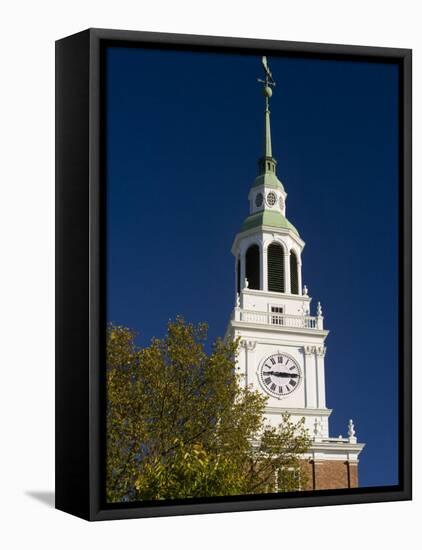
[267,243,285,293]
[245,245,260,290]
[290,250,299,295]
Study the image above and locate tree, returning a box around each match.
[106,317,311,502]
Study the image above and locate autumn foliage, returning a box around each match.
[106,317,310,502]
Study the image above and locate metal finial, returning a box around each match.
[257,56,276,164]
[348,419,357,443]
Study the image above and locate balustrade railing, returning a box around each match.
[234,308,323,329]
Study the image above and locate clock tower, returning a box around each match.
[225,57,365,490]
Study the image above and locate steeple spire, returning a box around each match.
[264,90,273,158]
[258,56,277,176]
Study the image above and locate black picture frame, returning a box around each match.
[55,28,412,521]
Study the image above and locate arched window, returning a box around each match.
[236,257,241,294]
[245,245,260,290]
[267,243,285,292]
[290,250,299,295]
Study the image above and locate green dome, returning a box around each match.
[240,210,299,236]
[252,172,285,192]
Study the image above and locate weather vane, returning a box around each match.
[257,56,276,99]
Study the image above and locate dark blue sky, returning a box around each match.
[106,46,399,489]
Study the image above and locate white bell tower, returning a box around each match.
[225,57,364,489]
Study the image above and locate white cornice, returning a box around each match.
[233,334,325,348]
[310,442,365,452]
[232,225,305,255]
[307,441,366,458]
[242,288,312,303]
[230,319,329,339]
[264,407,333,416]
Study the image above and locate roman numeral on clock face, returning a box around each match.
[289,379,297,387]
[270,358,276,365]
[265,377,271,385]
[277,356,283,363]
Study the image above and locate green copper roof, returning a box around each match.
[238,58,300,240]
[240,210,299,236]
[252,171,285,192]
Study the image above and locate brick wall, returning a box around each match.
[302,460,359,490]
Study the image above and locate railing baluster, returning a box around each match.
[238,309,319,330]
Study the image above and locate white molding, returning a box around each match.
[264,406,332,416]
[230,319,329,338]
[229,332,327,348]
[232,225,305,254]
[243,336,325,348]
[241,287,311,303]
[239,339,257,351]
[307,441,365,456]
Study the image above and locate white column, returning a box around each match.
[315,346,327,408]
[240,340,256,389]
[262,244,268,291]
[240,251,246,291]
[242,341,248,388]
[297,258,303,296]
[235,257,239,298]
[303,346,317,408]
[285,250,291,293]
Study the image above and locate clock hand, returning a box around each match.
[266,371,297,378]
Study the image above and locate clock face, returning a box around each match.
[266,191,277,206]
[279,196,284,210]
[258,353,302,398]
[255,193,263,207]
